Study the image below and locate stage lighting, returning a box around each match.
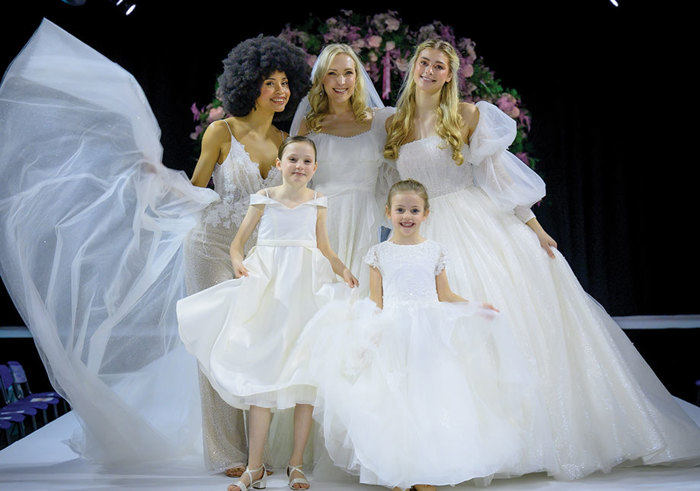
[59,0,137,15]
[610,0,619,6]
[108,0,137,15]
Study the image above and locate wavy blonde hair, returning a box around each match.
[305,44,372,133]
[384,39,464,165]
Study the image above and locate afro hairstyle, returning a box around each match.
[217,36,311,122]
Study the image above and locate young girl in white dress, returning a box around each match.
[177,135,357,491]
[301,179,543,491]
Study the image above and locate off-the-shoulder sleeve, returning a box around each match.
[314,195,328,208]
[248,193,269,206]
[364,243,381,270]
[466,101,545,222]
[435,242,447,276]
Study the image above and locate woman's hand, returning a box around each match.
[343,268,359,288]
[535,228,558,258]
[525,217,558,259]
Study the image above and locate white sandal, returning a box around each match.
[286,464,309,489]
[228,464,266,491]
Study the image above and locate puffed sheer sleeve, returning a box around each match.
[466,101,545,222]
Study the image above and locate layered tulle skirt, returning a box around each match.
[299,297,547,488]
[419,186,700,479]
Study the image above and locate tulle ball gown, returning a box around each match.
[299,239,547,488]
[393,100,700,480]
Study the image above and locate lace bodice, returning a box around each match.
[202,124,282,229]
[365,240,446,310]
[396,136,475,199]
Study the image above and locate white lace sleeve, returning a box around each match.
[435,242,447,276]
[467,101,545,222]
[364,244,381,270]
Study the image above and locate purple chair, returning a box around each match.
[0,365,32,439]
[6,361,67,418]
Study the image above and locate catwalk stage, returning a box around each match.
[1,400,699,490]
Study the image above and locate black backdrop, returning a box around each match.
[1,0,697,324]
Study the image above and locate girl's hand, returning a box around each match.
[535,229,558,258]
[232,260,249,278]
[481,302,500,312]
[343,268,359,288]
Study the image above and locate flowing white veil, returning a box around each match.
[0,19,218,467]
[290,48,385,136]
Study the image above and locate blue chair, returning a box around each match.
[0,365,33,439]
[6,361,67,418]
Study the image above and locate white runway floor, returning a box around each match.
[1,400,699,491]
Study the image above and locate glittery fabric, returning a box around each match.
[183,126,281,472]
[394,117,700,479]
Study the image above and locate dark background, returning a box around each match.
[1,1,698,401]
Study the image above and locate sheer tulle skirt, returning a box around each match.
[420,187,700,479]
[302,298,546,488]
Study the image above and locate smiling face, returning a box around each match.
[276,141,317,185]
[387,191,429,240]
[322,53,357,106]
[255,70,290,113]
[412,48,452,95]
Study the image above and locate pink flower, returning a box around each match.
[496,94,520,119]
[190,103,201,122]
[190,124,203,141]
[516,152,529,164]
[460,63,474,79]
[385,17,400,32]
[206,106,225,123]
[306,54,317,68]
[367,35,382,48]
[386,40,395,51]
[395,58,409,73]
[369,52,378,63]
[351,39,366,54]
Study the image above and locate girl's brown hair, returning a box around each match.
[277,135,317,161]
[387,179,430,211]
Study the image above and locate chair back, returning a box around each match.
[6,361,28,398]
[0,365,18,404]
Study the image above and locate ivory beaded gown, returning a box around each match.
[393,101,700,480]
[184,119,281,472]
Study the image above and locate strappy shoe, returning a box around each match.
[286,463,310,489]
[228,464,266,491]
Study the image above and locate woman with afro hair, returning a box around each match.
[184,35,312,482]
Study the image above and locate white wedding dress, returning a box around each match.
[394,101,700,480]
[301,108,397,296]
[301,239,546,488]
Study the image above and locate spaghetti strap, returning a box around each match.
[264,188,270,198]
[221,119,234,137]
[313,191,318,199]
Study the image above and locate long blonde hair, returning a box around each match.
[305,44,372,133]
[384,39,464,165]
